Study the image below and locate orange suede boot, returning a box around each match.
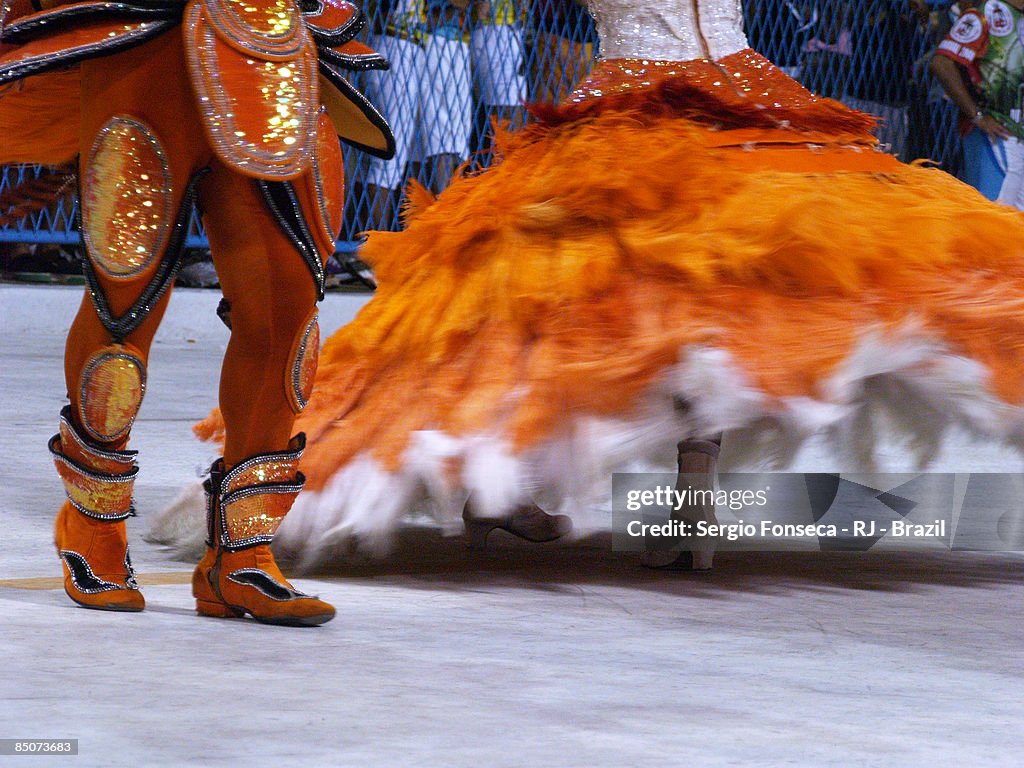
[192,435,334,626]
[50,407,144,611]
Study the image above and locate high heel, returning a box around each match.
[463,501,572,550]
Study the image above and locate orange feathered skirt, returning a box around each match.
[196,51,1024,558]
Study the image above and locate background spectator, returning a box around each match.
[360,0,474,230]
[930,0,1024,201]
[471,1,528,134]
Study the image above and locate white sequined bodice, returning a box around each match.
[588,0,748,61]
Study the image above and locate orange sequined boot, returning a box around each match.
[192,435,335,626]
[50,407,144,611]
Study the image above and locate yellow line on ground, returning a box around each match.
[0,572,193,590]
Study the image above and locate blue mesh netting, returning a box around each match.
[0,1,969,252]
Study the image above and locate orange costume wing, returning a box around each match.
[0,1,178,165]
[0,0,394,167]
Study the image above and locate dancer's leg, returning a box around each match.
[52,32,210,610]
[190,162,334,625]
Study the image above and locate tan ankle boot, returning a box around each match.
[641,437,720,572]
[191,435,335,626]
[50,407,144,611]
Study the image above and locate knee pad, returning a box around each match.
[76,343,147,443]
[80,115,204,341]
[285,308,320,413]
[82,116,173,280]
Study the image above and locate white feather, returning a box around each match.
[149,332,1024,568]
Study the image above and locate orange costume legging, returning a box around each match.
[67,32,318,467]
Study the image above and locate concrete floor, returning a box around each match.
[2,283,1023,767]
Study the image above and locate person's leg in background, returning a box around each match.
[52,33,211,611]
[470,16,528,166]
[997,136,1024,209]
[420,30,474,193]
[362,34,424,230]
[470,2,528,126]
[961,127,1007,201]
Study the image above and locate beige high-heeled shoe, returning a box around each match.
[462,500,573,550]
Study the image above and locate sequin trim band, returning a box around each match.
[50,435,137,521]
[227,568,312,600]
[1,2,179,44]
[124,547,139,590]
[318,46,388,72]
[222,434,305,494]
[287,310,319,413]
[256,179,326,298]
[301,0,363,46]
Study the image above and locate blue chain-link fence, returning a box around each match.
[0,0,968,256]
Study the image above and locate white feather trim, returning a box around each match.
[149,330,1024,567]
[143,481,207,560]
